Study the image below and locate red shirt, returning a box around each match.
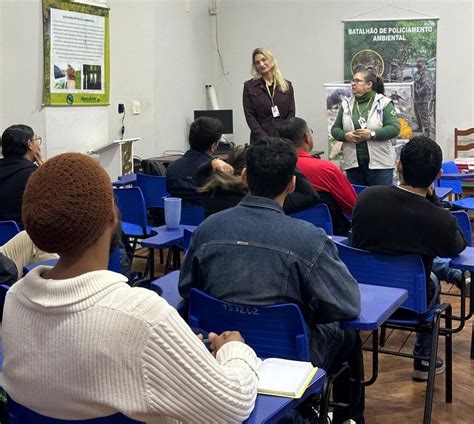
[297,150,356,215]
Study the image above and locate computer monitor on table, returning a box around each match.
[194,109,233,134]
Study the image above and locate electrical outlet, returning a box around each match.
[132,101,141,115]
[118,103,124,114]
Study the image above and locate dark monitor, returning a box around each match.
[194,109,233,134]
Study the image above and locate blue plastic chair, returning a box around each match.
[289,204,333,235]
[8,396,143,423]
[135,173,169,209]
[188,288,310,361]
[182,228,194,252]
[0,220,20,245]
[114,187,156,239]
[334,241,452,424]
[352,185,368,196]
[180,205,205,226]
[451,210,472,247]
[439,161,463,197]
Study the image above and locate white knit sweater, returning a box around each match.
[2,267,260,423]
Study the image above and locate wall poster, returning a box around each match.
[42,0,110,106]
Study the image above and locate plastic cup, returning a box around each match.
[164,197,182,229]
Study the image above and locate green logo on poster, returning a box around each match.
[66,94,74,105]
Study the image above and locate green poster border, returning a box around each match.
[42,0,110,106]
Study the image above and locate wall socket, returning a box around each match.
[118,103,124,114]
[132,101,141,115]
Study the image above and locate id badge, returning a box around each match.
[272,105,280,118]
[358,117,368,129]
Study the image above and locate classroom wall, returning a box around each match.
[1,0,472,161]
[213,0,474,159]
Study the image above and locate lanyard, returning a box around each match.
[355,96,374,118]
[265,80,276,106]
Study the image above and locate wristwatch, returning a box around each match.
[370,130,376,140]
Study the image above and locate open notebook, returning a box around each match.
[257,358,317,399]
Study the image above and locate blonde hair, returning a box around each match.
[197,170,246,194]
[251,48,289,93]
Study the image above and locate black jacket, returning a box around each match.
[0,157,38,228]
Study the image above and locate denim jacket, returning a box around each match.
[179,195,361,368]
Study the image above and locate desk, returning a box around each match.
[434,186,453,200]
[244,369,326,424]
[449,246,474,359]
[340,284,408,331]
[141,225,197,278]
[150,271,187,314]
[112,173,137,187]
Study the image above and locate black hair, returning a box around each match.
[276,117,308,148]
[359,70,385,95]
[188,117,223,152]
[400,136,442,188]
[245,137,297,198]
[1,124,34,158]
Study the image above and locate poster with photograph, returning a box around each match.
[42,0,110,106]
[325,82,414,164]
[344,19,437,139]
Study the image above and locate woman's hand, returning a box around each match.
[34,150,45,166]
[354,128,372,140]
[344,131,364,144]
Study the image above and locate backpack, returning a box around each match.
[141,158,167,176]
[0,253,17,286]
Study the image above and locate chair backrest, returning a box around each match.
[135,173,169,209]
[108,248,122,273]
[180,205,205,226]
[8,397,143,424]
[0,221,20,245]
[451,210,472,247]
[439,161,462,195]
[454,127,474,158]
[182,228,194,251]
[114,187,148,230]
[188,288,310,361]
[352,185,368,196]
[334,241,428,316]
[289,204,333,235]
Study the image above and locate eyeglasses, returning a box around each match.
[34,136,42,145]
[306,128,314,134]
[351,78,365,84]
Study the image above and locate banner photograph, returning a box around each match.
[42,0,110,106]
[344,19,437,139]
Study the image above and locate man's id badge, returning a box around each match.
[358,117,368,129]
[272,105,280,118]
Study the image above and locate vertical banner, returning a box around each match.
[42,0,110,106]
[344,19,437,139]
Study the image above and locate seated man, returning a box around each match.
[180,138,364,424]
[352,136,466,381]
[0,124,43,228]
[2,153,259,423]
[277,117,356,235]
[166,116,223,204]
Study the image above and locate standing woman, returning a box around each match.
[331,70,400,186]
[243,48,295,143]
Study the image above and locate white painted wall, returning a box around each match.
[214,0,474,160]
[1,0,472,162]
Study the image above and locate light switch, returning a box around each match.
[132,101,141,115]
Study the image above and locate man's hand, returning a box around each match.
[344,131,364,144]
[208,331,245,356]
[212,158,233,174]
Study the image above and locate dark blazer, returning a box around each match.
[243,78,295,143]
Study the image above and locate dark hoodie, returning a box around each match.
[0,157,37,228]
